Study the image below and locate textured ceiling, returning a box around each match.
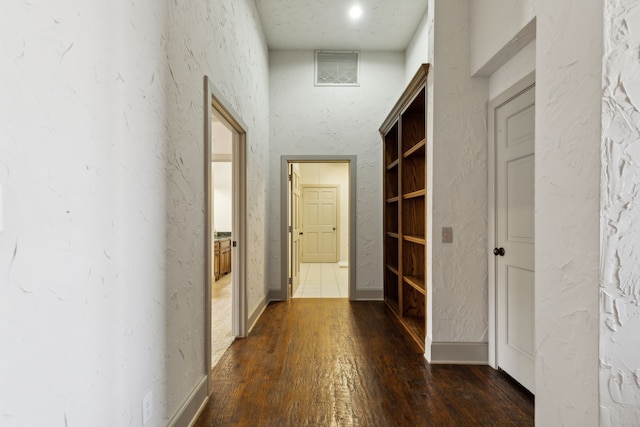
[255,0,429,50]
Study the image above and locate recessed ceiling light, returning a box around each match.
[349,5,363,19]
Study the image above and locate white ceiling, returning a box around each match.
[255,0,429,51]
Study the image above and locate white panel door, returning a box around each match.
[496,84,535,393]
[291,166,302,295]
[302,187,337,263]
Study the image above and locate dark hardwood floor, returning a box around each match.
[195,299,534,426]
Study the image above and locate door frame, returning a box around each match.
[204,76,248,383]
[289,164,302,297]
[301,184,340,263]
[280,155,357,300]
[487,71,535,369]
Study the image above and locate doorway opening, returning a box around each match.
[209,117,233,368]
[281,156,356,300]
[204,77,247,377]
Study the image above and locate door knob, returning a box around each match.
[333,227,336,231]
[493,247,505,256]
[300,232,303,235]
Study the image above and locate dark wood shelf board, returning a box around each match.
[403,235,426,245]
[403,138,426,158]
[403,189,426,199]
[386,196,399,203]
[386,306,425,352]
[403,276,426,294]
[386,265,399,276]
[401,315,426,349]
[386,232,399,239]
[386,159,399,170]
[385,298,400,317]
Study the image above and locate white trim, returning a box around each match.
[472,18,536,78]
[267,289,282,302]
[355,289,383,300]
[211,153,232,162]
[247,296,268,334]
[203,76,248,400]
[280,155,357,301]
[488,89,497,369]
[426,339,488,365]
[232,119,248,338]
[167,375,209,427]
[487,71,536,370]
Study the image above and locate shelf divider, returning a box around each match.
[387,265,399,275]
[403,275,426,295]
[403,235,426,245]
[403,138,426,158]
[403,189,426,199]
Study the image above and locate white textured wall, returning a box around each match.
[1,1,165,425]
[213,163,232,232]
[488,39,536,101]
[405,9,429,85]
[268,50,405,294]
[601,0,640,424]
[158,0,270,419]
[425,0,436,342]
[429,0,489,343]
[0,0,269,425]
[298,163,349,262]
[535,0,601,425]
[469,0,535,75]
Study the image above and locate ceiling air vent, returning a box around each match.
[315,51,359,86]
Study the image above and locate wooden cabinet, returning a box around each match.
[219,238,231,276]
[214,241,220,281]
[214,238,231,280]
[380,64,429,351]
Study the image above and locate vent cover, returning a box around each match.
[315,51,359,86]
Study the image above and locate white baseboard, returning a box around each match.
[426,339,488,364]
[248,296,268,334]
[267,289,283,302]
[168,375,209,427]
[355,289,383,300]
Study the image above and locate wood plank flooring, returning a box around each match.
[195,299,534,426]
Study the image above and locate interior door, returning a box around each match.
[495,84,535,393]
[291,165,302,295]
[302,186,337,263]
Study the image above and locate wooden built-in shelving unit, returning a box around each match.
[380,64,429,351]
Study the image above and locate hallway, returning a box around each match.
[195,299,533,426]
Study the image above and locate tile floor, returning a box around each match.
[293,263,349,298]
